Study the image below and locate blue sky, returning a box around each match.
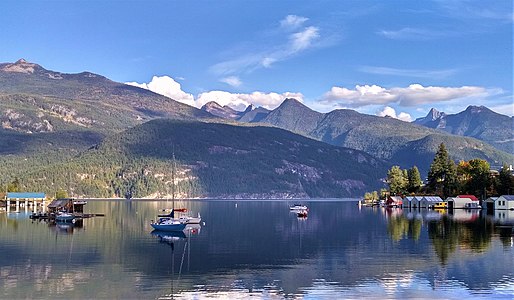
[1,0,512,119]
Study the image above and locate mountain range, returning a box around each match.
[204,98,513,173]
[0,59,512,198]
[414,106,513,154]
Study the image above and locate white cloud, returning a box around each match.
[290,26,319,51]
[358,66,458,79]
[280,15,309,29]
[377,27,451,40]
[490,103,514,117]
[322,84,489,107]
[196,91,303,111]
[125,76,195,107]
[127,75,302,111]
[377,106,412,122]
[209,15,323,75]
[220,76,242,87]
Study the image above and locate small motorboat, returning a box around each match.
[290,204,308,210]
[55,212,75,222]
[151,218,187,231]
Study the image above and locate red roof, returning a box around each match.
[457,195,478,201]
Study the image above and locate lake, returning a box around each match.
[1,200,513,299]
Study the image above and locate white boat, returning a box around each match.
[178,213,202,224]
[151,218,187,231]
[290,204,308,210]
[55,212,74,222]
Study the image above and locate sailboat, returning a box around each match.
[152,152,201,230]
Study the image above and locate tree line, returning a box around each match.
[385,143,513,199]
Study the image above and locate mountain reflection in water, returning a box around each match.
[0,200,512,299]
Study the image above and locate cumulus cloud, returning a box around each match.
[377,106,412,122]
[125,76,195,107]
[280,15,309,29]
[196,91,303,111]
[126,75,303,111]
[220,76,242,87]
[322,84,488,108]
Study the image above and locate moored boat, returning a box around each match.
[55,212,74,222]
[290,204,308,210]
[151,218,187,231]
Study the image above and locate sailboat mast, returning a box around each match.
[172,152,176,206]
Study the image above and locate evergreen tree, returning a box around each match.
[407,166,423,193]
[466,159,490,198]
[388,165,407,195]
[427,143,457,198]
[498,163,513,195]
[443,160,458,199]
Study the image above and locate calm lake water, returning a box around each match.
[1,200,513,299]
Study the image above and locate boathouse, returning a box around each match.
[420,196,443,209]
[386,196,403,207]
[484,197,498,211]
[6,192,46,212]
[495,195,514,210]
[447,197,476,209]
[48,198,87,215]
[411,196,423,209]
[403,196,415,208]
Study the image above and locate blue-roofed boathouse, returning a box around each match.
[5,192,46,212]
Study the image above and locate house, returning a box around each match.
[403,196,415,208]
[420,196,443,209]
[447,197,476,209]
[385,196,403,207]
[484,197,498,211]
[495,195,514,210]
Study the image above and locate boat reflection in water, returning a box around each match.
[51,218,84,234]
[152,224,201,300]
[151,224,201,246]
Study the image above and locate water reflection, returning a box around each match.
[0,201,513,299]
[387,208,513,266]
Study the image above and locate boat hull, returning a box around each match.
[151,223,187,232]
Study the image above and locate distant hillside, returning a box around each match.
[0,59,215,155]
[252,99,513,174]
[414,106,514,154]
[2,120,388,199]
